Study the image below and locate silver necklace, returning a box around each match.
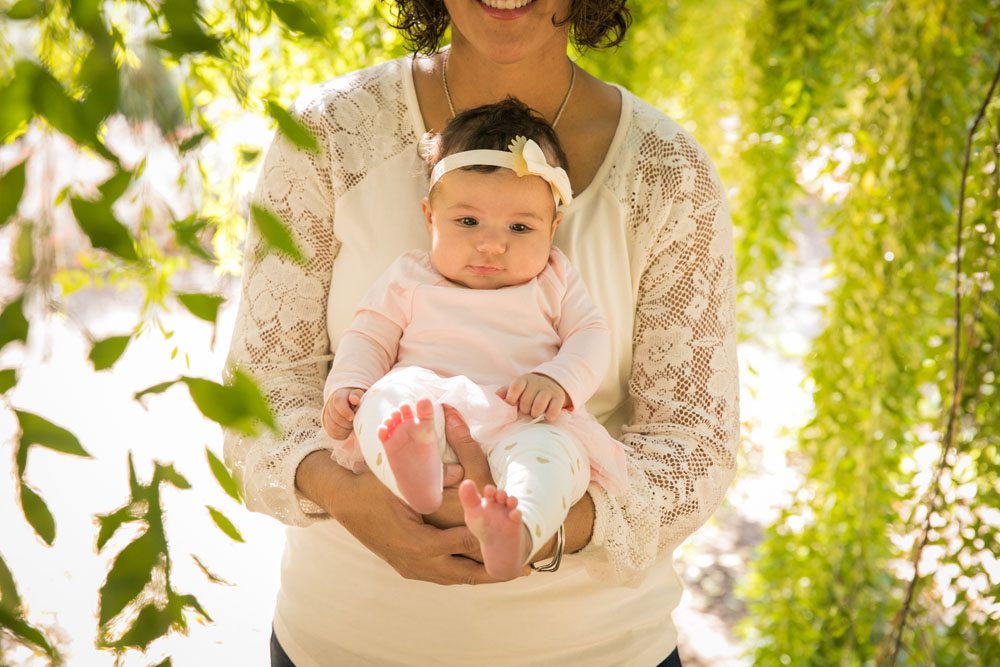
[442,50,576,128]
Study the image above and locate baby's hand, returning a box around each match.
[322,387,364,440]
[499,373,569,421]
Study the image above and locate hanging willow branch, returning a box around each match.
[879,57,1000,667]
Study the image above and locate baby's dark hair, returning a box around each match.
[421,97,569,180]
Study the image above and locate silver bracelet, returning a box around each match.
[530,524,564,572]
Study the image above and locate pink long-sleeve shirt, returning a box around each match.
[324,247,611,411]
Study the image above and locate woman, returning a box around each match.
[224,0,739,664]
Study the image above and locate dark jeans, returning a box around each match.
[271,630,295,667]
[271,630,681,666]
[656,647,683,667]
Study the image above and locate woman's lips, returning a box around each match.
[477,0,535,20]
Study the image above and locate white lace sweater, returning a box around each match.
[224,56,738,664]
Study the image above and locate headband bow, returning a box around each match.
[429,136,573,208]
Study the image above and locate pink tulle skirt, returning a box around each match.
[331,366,628,496]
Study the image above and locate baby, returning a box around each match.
[321,98,626,580]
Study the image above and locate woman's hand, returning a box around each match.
[422,406,494,554]
[295,450,498,585]
[424,406,535,577]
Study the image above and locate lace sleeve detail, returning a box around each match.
[580,114,740,584]
[223,61,415,526]
[223,95,340,525]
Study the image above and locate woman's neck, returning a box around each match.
[443,36,574,123]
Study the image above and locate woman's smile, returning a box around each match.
[477,0,536,19]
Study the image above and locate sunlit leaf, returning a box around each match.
[178,131,207,153]
[80,42,120,127]
[69,197,139,261]
[96,504,141,551]
[0,62,35,142]
[110,602,174,650]
[175,592,211,622]
[69,0,104,36]
[0,295,29,352]
[0,606,56,659]
[99,530,159,626]
[97,168,133,204]
[191,553,233,586]
[20,484,56,545]
[206,506,244,542]
[176,292,225,325]
[0,368,16,394]
[126,451,143,501]
[250,204,304,264]
[13,222,34,281]
[170,215,214,261]
[149,30,222,58]
[4,0,43,19]
[150,0,221,58]
[136,373,277,435]
[0,553,23,612]
[268,0,323,37]
[0,160,26,228]
[264,99,319,153]
[16,410,91,457]
[239,146,260,163]
[206,447,241,503]
[28,62,100,149]
[184,370,279,435]
[154,0,221,58]
[89,335,130,371]
[134,380,178,403]
[154,462,191,490]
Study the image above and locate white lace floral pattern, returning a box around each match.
[224,59,739,583]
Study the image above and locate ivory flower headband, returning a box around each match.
[429,136,573,208]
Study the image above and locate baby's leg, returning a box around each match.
[378,399,442,514]
[353,369,449,513]
[460,423,590,580]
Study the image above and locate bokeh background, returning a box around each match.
[1,1,998,664]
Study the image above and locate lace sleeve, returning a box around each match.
[580,124,740,584]
[223,99,339,526]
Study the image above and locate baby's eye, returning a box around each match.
[509,223,531,233]
[458,217,478,227]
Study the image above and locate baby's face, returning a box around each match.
[422,167,561,289]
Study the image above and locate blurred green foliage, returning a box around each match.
[0,0,998,663]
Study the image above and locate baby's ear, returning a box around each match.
[550,210,563,240]
[421,197,434,229]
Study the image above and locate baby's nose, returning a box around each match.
[475,232,506,253]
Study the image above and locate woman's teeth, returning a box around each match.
[480,0,533,10]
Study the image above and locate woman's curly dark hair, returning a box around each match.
[388,0,631,55]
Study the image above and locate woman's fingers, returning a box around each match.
[442,462,465,487]
[332,470,500,585]
[442,405,492,484]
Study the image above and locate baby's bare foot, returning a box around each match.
[378,399,441,514]
[458,481,531,581]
